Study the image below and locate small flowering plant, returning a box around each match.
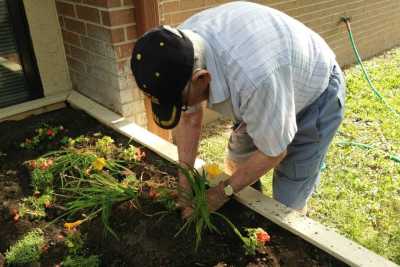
[26,158,55,193]
[20,124,68,151]
[214,212,270,256]
[120,145,146,163]
[242,227,271,255]
[95,136,114,157]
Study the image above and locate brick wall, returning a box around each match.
[55,0,399,130]
[55,0,146,127]
[159,0,400,67]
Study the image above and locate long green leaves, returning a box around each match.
[60,172,139,239]
[175,166,219,250]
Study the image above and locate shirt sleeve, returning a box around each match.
[241,65,297,157]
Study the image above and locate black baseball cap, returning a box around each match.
[131,26,194,129]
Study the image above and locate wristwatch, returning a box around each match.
[223,181,234,197]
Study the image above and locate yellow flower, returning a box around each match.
[204,163,229,187]
[92,157,106,171]
[204,163,222,178]
[64,220,83,231]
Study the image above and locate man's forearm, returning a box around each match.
[174,107,203,168]
[229,149,287,193]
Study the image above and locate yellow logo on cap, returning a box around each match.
[160,105,177,127]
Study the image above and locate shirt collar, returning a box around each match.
[180,29,230,105]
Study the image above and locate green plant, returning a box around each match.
[62,255,100,267]
[19,193,53,220]
[149,186,178,212]
[31,167,54,193]
[176,165,271,254]
[5,228,45,265]
[20,124,67,151]
[61,171,140,238]
[175,166,219,250]
[214,213,270,255]
[68,135,91,148]
[95,136,114,157]
[120,144,138,161]
[64,231,85,255]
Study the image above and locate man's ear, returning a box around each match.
[192,69,211,84]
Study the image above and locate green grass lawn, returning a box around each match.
[198,47,400,264]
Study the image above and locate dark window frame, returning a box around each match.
[6,0,43,100]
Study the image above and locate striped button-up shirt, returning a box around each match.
[179,1,336,156]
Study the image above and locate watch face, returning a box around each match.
[224,185,234,196]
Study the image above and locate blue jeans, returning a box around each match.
[227,64,345,209]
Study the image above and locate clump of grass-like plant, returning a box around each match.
[5,228,45,265]
[175,166,219,250]
[177,165,271,255]
[60,171,140,238]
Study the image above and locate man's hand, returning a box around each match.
[179,182,230,219]
[206,182,230,212]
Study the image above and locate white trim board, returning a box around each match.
[0,91,70,122]
[67,90,398,267]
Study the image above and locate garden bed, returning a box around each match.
[0,107,348,267]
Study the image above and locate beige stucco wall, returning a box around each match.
[23,0,71,96]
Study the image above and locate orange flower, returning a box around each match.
[64,220,83,231]
[256,229,270,245]
[134,148,146,161]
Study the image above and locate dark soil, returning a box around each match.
[0,107,349,267]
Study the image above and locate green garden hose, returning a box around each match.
[329,18,400,164]
[341,17,400,118]
[336,141,400,163]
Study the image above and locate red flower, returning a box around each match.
[256,230,270,244]
[47,129,55,136]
